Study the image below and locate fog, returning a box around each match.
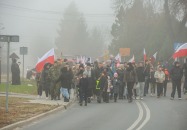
[0,0,114,74]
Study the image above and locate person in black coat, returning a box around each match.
[149,67,156,96]
[136,62,145,99]
[97,71,107,103]
[79,72,89,106]
[41,63,51,99]
[170,62,183,100]
[56,66,71,102]
[67,65,74,99]
[144,60,151,96]
[124,62,138,103]
[11,58,21,85]
[116,66,125,99]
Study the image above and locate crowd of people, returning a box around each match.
[35,58,187,106]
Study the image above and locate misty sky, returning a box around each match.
[0,0,115,71]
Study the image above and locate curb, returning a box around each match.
[0,92,36,96]
[0,97,77,130]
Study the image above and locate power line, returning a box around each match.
[0,12,113,24]
[0,2,115,17]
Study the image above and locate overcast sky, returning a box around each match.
[0,0,115,71]
[0,0,114,38]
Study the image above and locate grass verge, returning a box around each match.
[0,96,58,128]
[0,80,37,95]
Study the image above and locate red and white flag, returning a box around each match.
[144,48,147,61]
[173,43,187,59]
[129,55,135,63]
[150,52,157,63]
[35,48,55,72]
[115,53,121,63]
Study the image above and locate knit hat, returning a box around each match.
[114,72,118,78]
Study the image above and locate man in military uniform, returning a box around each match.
[49,61,61,100]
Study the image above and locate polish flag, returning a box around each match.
[150,52,157,64]
[173,43,187,59]
[144,48,147,61]
[115,53,121,63]
[35,48,55,72]
[129,55,135,63]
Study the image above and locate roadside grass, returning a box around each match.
[0,80,37,95]
[0,96,58,128]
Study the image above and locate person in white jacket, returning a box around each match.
[154,66,165,98]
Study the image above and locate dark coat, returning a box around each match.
[183,63,187,77]
[11,61,21,85]
[57,68,71,89]
[41,69,50,89]
[98,75,107,90]
[136,67,145,82]
[112,78,121,94]
[94,67,103,80]
[116,68,124,82]
[124,68,138,83]
[170,66,183,81]
[144,64,150,77]
[79,77,89,94]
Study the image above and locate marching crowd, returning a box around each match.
[35,58,187,106]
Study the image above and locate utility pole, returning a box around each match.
[0,35,19,112]
[6,37,10,112]
[20,47,28,80]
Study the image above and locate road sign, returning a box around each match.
[0,35,19,42]
[119,48,130,56]
[0,35,8,42]
[20,47,28,55]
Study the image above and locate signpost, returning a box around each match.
[119,48,130,62]
[0,35,19,112]
[103,50,109,61]
[20,47,28,79]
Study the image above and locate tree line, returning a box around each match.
[109,0,187,62]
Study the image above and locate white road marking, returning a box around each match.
[136,101,151,130]
[127,101,144,130]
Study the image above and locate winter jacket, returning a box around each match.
[98,75,107,90]
[41,69,51,89]
[154,71,165,83]
[183,63,187,77]
[112,78,120,94]
[144,64,150,77]
[79,77,88,93]
[124,68,138,83]
[170,66,183,81]
[56,71,71,89]
[136,67,145,82]
[116,68,124,82]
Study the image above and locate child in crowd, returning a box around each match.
[112,73,121,102]
[79,72,88,106]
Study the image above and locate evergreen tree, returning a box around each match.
[55,2,89,56]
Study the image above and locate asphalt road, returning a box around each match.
[20,89,187,130]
